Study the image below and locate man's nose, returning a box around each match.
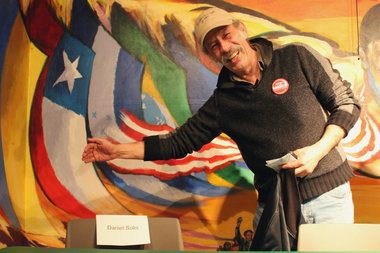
[219,40,230,53]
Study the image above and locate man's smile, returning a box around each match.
[228,50,239,62]
[222,47,242,65]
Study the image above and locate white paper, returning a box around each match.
[266,153,296,172]
[96,215,150,246]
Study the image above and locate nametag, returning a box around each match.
[96,215,150,246]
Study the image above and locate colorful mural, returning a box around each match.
[0,0,379,250]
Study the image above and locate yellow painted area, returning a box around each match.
[50,0,74,27]
[273,35,334,56]
[19,0,33,15]
[206,171,240,189]
[288,16,358,53]
[1,13,57,235]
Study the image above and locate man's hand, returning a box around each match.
[281,145,322,178]
[236,216,242,227]
[82,137,117,163]
[82,138,145,163]
[281,124,346,178]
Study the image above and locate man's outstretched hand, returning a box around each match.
[82,137,117,163]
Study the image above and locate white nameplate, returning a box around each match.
[96,215,150,246]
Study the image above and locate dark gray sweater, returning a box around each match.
[143,38,361,202]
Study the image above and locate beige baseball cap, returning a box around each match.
[194,7,236,49]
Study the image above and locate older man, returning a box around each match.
[83,7,360,250]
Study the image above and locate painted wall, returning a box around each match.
[0,0,379,250]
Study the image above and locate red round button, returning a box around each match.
[272,78,289,95]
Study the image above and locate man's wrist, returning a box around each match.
[116,141,145,159]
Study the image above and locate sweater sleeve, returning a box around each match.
[296,45,361,135]
[143,93,221,161]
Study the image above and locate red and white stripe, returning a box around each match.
[107,109,242,180]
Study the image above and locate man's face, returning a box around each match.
[245,231,253,241]
[204,23,255,76]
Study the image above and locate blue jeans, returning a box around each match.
[301,181,354,224]
[253,182,354,229]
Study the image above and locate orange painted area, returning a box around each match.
[223,0,376,20]
[224,0,378,53]
[174,0,379,52]
[351,176,380,223]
